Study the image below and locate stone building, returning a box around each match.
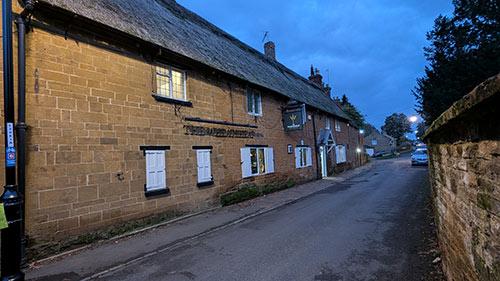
[1,0,364,246]
[363,125,396,156]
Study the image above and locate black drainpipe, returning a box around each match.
[311,111,321,180]
[1,0,24,279]
[16,0,34,266]
[16,15,28,266]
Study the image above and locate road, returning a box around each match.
[96,156,436,281]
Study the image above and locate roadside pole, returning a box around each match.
[1,0,25,279]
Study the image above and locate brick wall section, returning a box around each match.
[424,74,500,281]
[0,23,364,244]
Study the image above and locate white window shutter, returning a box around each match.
[295,147,301,168]
[156,151,166,188]
[265,147,274,173]
[241,148,252,178]
[306,147,313,167]
[146,150,166,190]
[205,151,212,181]
[335,146,341,164]
[146,152,157,189]
[196,150,212,183]
[335,145,346,163]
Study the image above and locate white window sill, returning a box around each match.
[247,112,263,117]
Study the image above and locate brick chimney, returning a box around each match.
[324,84,332,98]
[308,65,323,87]
[309,65,332,97]
[264,41,276,60]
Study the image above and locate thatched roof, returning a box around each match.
[36,0,350,120]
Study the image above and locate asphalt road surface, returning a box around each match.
[97,156,434,281]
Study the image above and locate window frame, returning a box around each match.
[241,146,274,178]
[195,148,214,188]
[335,144,347,164]
[335,120,341,132]
[141,146,171,197]
[247,89,263,116]
[295,146,312,169]
[154,64,188,102]
[250,147,266,176]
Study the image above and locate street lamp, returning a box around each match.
[409,115,418,123]
[359,129,364,134]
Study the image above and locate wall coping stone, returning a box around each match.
[423,73,500,141]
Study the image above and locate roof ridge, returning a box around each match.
[37,0,351,120]
[157,0,324,93]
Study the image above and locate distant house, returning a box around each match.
[363,125,396,155]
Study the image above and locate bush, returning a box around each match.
[220,185,260,206]
[220,179,296,206]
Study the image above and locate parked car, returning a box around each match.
[411,149,428,166]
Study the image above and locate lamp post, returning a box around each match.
[2,0,25,279]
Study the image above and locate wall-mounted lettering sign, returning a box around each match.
[283,103,306,131]
[184,125,263,139]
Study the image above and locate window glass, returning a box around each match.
[247,92,254,114]
[250,148,258,174]
[258,148,266,174]
[254,93,261,115]
[335,120,341,132]
[301,148,307,167]
[247,89,262,115]
[171,69,184,100]
[155,65,186,101]
[156,66,170,97]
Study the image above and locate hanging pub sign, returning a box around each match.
[283,103,306,131]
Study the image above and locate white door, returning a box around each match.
[319,145,327,178]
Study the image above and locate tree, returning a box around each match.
[336,94,365,128]
[381,113,411,145]
[413,0,500,125]
[415,122,427,140]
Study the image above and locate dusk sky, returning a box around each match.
[179,0,453,129]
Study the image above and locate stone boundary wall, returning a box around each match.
[424,74,499,281]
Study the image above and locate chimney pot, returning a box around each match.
[264,41,276,60]
[308,66,324,88]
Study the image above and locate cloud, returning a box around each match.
[179,0,453,128]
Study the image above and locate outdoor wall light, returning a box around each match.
[356,148,362,153]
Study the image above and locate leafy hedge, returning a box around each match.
[221,179,296,206]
